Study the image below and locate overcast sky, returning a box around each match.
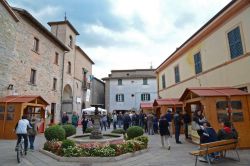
[8,0,231,79]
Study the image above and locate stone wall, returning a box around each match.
[0,3,17,96]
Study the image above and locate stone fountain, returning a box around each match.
[68,104,124,145]
[89,104,103,139]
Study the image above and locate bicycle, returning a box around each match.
[16,138,25,163]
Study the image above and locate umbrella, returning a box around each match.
[81,107,107,115]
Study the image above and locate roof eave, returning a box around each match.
[12,7,69,51]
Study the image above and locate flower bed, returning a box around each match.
[43,135,148,158]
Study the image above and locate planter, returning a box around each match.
[39,148,148,163]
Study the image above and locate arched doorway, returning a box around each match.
[62,84,73,114]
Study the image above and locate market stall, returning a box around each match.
[140,102,153,115]
[153,98,183,134]
[0,95,48,139]
[179,87,250,148]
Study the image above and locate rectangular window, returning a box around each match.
[33,37,39,52]
[30,69,36,84]
[162,74,166,89]
[143,78,148,85]
[174,66,180,83]
[116,94,124,102]
[194,52,202,74]
[141,93,150,101]
[231,101,242,110]
[118,79,122,85]
[227,26,243,59]
[54,52,59,65]
[53,78,57,90]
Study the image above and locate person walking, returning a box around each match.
[71,111,79,127]
[165,110,173,137]
[174,110,182,144]
[159,115,171,150]
[27,118,38,151]
[15,115,32,155]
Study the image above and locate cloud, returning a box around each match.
[174,12,196,28]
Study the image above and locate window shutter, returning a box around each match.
[141,94,143,101]
[122,94,124,102]
[116,94,118,102]
[148,94,150,101]
[228,27,243,59]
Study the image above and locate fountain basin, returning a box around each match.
[68,133,124,145]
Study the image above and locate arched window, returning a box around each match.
[69,35,73,47]
[68,61,71,74]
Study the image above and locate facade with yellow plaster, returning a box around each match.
[156,0,250,98]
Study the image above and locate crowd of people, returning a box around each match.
[14,109,239,157]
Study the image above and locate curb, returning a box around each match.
[39,148,148,163]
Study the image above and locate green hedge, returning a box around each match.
[111,129,126,134]
[85,128,94,133]
[44,125,65,141]
[61,139,75,149]
[127,126,144,139]
[62,124,76,137]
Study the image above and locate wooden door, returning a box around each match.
[3,104,20,139]
[230,96,250,148]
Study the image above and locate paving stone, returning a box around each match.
[0,127,250,166]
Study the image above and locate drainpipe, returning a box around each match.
[60,51,68,121]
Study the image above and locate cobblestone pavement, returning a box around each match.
[0,127,250,166]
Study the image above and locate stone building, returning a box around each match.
[156,0,250,98]
[48,20,94,118]
[0,0,94,123]
[103,69,157,113]
[91,77,105,107]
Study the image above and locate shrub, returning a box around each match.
[43,140,62,154]
[44,125,65,141]
[134,135,149,148]
[85,128,94,133]
[61,139,75,149]
[127,126,144,139]
[62,124,76,137]
[90,147,116,157]
[62,146,83,157]
[111,129,126,134]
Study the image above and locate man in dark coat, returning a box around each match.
[183,111,191,139]
[174,110,182,144]
[159,115,170,150]
[123,112,131,131]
